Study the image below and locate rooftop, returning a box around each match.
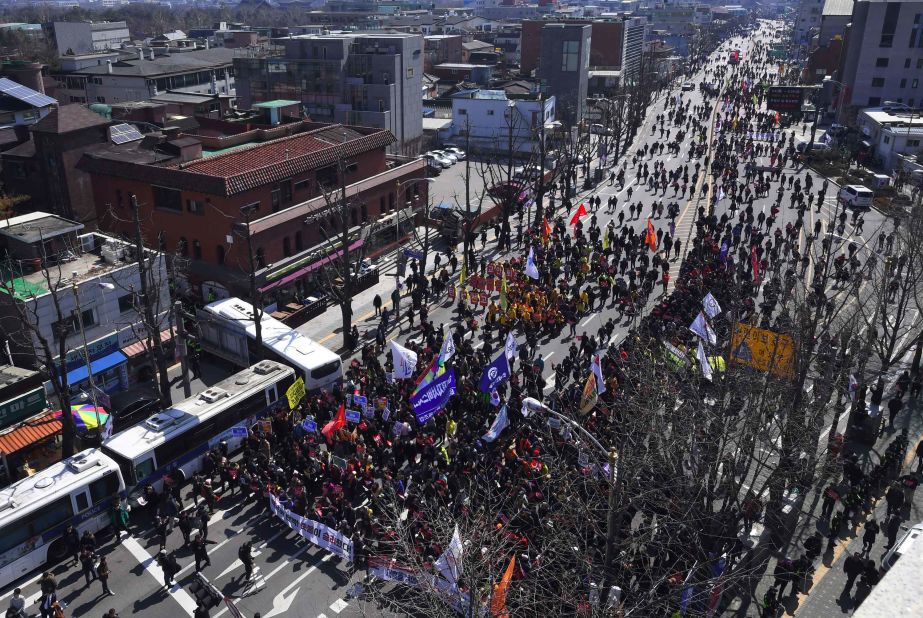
[253,99,300,109]
[0,212,83,245]
[74,47,239,77]
[78,122,396,196]
[31,104,111,134]
[861,107,923,126]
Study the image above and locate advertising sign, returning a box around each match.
[766,86,804,113]
[729,322,795,378]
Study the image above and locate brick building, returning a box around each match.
[78,120,426,300]
[520,19,626,75]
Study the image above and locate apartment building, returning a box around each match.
[234,33,423,155]
[537,23,591,125]
[45,21,131,55]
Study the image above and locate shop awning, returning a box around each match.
[122,327,176,359]
[258,239,365,294]
[66,351,127,385]
[0,411,60,456]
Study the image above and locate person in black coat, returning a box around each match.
[842,552,863,597]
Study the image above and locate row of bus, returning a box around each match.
[0,360,296,588]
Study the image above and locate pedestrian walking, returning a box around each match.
[97,556,114,596]
[886,481,905,517]
[884,514,901,549]
[110,498,130,541]
[239,541,255,581]
[196,504,210,542]
[862,518,879,555]
[372,294,382,316]
[842,552,863,597]
[178,510,193,547]
[194,534,211,572]
[38,592,56,618]
[158,550,180,589]
[64,525,80,566]
[80,548,97,586]
[887,396,904,428]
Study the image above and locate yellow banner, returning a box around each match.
[729,323,795,378]
[286,377,305,409]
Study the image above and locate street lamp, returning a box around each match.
[520,397,622,608]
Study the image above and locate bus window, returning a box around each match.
[311,361,341,380]
[0,523,30,555]
[90,473,120,505]
[134,457,155,483]
[74,490,90,513]
[31,497,74,534]
[267,384,279,406]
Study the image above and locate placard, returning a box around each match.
[302,416,317,433]
[345,409,361,423]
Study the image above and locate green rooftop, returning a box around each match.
[253,100,300,109]
[1,276,48,301]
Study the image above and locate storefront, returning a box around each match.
[57,332,129,400]
[120,327,176,384]
[0,410,61,487]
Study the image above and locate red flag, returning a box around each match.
[645,219,657,251]
[322,403,346,441]
[542,216,552,242]
[750,245,760,283]
[569,203,588,226]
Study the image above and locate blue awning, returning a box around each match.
[66,350,127,385]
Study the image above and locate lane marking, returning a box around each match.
[329,598,349,613]
[122,535,199,614]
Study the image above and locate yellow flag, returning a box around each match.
[500,272,508,311]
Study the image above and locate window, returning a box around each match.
[906,58,912,68]
[54,308,95,340]
[75,491,89,512]
[134,457,155,483]
[241,201,260,214]
[96,96,105,103]
[914,79,920,88]
[901,78,908,88]
[869,96,882,106]
[911,14,923,47]
[283,236,291,257]
[152,186,182,212]
[255,248,265,268]
[458,108,467,115]
[872,77,885,87]
[89,473,120,505]
[178,237,188,257]
[908,139,921,147]
[378,98,385,112]
[880,2,900,47]
[294,179,310,192]
[117,293,138,313]
[193,240,202,260]
[316,165,337,187]
[876,57,889,67]
[31,497,74,533]
[407,67,414,78]
[487,109,495,116]
[187,199,205,214]
[562,40,580,72]
[295,231,303,252]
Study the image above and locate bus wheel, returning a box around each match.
[46,539,68,564]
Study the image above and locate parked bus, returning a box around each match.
[198,297,343,392]
[101,361,295,498]
[0,449,125,587]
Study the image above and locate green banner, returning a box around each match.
[0,386,47,430]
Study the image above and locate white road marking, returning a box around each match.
[329,598,349,613]
[122,535,199,614]
[213,551,330,618]
[581,314,597,327]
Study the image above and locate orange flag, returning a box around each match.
[490,554,516,618]
[542,216,552,242]
[569,203,588,226]
[645,219,658,251]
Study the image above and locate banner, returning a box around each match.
[479,351,510,393]
[482,405,509,442]
[435,525,464,591]
[579,371,598,415]
[505,331,518,361]
[411,369,456,424]
[390,340,418,379]
[286,377,305,409]
[729,322,795,378]
[525,247,540,280]
[269,494,353,561]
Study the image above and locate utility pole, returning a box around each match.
[239,202,263,350]
[463,120,473,274]
[174,300,191,398]
[130,193,172,405]
[534,93,547,229]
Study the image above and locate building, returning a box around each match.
[424,34,463,72]
[537,23,591,124]
[45,21,131,55]
[234,33,423,155]
[794,0,826,46]
[0,211,171,400]
[620,17,646,82]
[857,105,923,171]
[51,47,238,106]
[521,19,625,75]
[448,88,555,156]
[836,0,923,122]
[77,120,427,301]
[819,0,854,46]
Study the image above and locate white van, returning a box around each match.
[838,184,874,209]
[881,521,923,572]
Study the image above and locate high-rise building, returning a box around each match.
[836,0,923,121]
[794,0,826,46]
[537,23,591,125]
[234,33,423,155]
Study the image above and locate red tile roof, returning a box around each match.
[0,411,60,456]
[78,124,396,197]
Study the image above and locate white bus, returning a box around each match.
[199,297,343,392]
[0,449,125,588]
[101,361,295,498]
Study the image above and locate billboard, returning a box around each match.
[729,323,795,378]
[766,86,804,113]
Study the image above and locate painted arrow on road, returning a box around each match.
[262,554,332,618]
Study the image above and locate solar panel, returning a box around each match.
[109,123,144,145]
[0,78,57,108]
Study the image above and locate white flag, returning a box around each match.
[505,331,518,360]
[689,312,717,346]
[389,340,418,379]
[482,405,508,442]
[525,247,540,280]
[697,341,713,381]
[590,355,606,394]
[435,525,464,590]
[702,292,722,318]
[440,331,456,363]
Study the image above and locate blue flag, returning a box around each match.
[411,369,456,425]
[482,405,508,443]
[479,351,510,393]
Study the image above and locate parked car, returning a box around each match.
[443,146,466,160]
[424,152,452,169]
[588,123,613,136]
[838,184,874,209]
[430,149,458,164]
[681,82,695,91]
[795,139,831,153]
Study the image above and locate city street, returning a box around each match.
[2,17,919,618]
